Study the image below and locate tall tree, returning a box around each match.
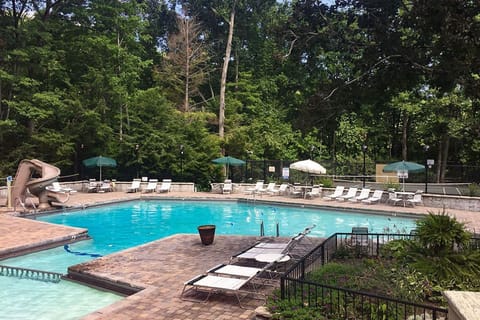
[218,0,237,141]
[159,13,210,112]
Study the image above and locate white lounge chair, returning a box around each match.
[306,185,322,199]
[406,191,423,206]
[158,179,171,193]
[144,179,158,193]
[231,225,315,261]
[348,188,370,202]
[336,187,358,201]
[259,182,276,195]
[181,274,254,308]
[387,191,402,206]
[322,186,345,201]
[181,260,276,308]
[222,179,233,194]
[208,263,280,283]
[86,179,98,193]
[289,185,304,198]
[207,264,263,279]
[99,180,113,192]
[46,182,76,194]
[126,179,141,193]
[268,183,288,196]
[244,180,264,194]
[361,190,383,204]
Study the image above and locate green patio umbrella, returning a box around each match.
[383,160,425,173]
[383,160,424,191]
[212,156,246,179]
[82,156,117,181]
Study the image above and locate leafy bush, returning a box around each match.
[383,181,400,191]
[467,183,480,196]
[415,210,471,255]
[267,294,327,320]
[318,177,334,188]
[269,211,480,318]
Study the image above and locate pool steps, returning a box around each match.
[0,264,63,283]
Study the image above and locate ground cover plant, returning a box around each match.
[267,211,480,319]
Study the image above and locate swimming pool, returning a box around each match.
[4,200,416,272]
[0,276,123,320]
[0,200,417,319]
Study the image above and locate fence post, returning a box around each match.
[321,242,325,265]
[301,259,305,279]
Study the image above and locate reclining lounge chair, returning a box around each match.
[222,179,233,194]
[126,179,141,193]
[144,179,158,193]
[268,183,288,196]
[158,179,172,193]
[349,188,370,202]
[46,182,76,194]
[336,187,358,201]
[322,186,345,201]
[244,180,264,195]
[361,190,383,204]
[231,225,316,262]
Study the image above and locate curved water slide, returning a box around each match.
[9,159,69,210]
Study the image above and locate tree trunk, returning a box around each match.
[184,18,190,112]
[436,143,442,183]
[218,1,236,141]
[401,112,409,160]
[440,134,449,183]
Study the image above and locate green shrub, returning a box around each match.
[269,211,480,318]
[318,177,334,188]
[383,181,400,191]
[467,183,480,197]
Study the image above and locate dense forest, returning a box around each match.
[0,0,479,187]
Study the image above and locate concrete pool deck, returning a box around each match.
[0,191,479,319]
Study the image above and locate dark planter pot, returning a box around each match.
[198,225,216,245]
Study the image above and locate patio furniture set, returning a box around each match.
[181,225,315,308]
[125,178,172,193]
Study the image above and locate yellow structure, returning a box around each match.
[375,164,398,183]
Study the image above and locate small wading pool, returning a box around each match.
[0,200,418,319]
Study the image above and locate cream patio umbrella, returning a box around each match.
[290,159,327,185]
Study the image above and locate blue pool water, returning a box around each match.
[0,200,417,319]
[0,276,123,320]
[4,200,416,273]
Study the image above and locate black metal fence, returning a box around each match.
[280,233,449,320]
[281,278,448,320]
[233,159,480,194]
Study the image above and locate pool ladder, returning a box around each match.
[0,265,63,283]
[259,221,280,237]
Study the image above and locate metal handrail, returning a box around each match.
[0,265,63,283]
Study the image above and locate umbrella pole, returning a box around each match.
[100,165,102,181]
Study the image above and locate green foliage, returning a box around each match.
[383,182,400,192]
[318,177,334,188]
[415,211,471,255]
[269,211,480,319]
[268,299,327,320]
[384,212,480,301]
[467,183,480,197]
[0,0,479,184]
